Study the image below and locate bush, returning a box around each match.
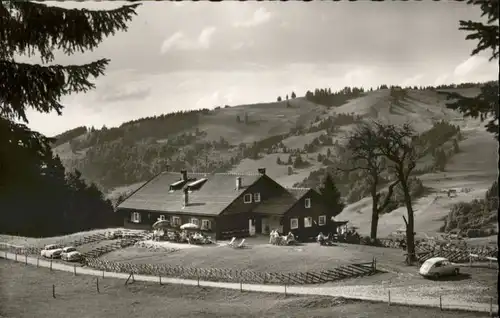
[466,228,490,238]
[360,236,382,246]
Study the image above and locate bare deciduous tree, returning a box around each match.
[342,122,399,240]
[372,122,423,263]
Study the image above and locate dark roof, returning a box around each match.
[286,187,311,199]
[117,171,262,216]
[252,187,312,216]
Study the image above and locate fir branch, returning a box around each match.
[0,59,109,123]
[0,1,140,62]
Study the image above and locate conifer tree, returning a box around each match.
[0,1,139,236]
[318,174,344,217]
[440,0,499,140]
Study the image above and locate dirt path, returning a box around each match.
[1,252,496,314]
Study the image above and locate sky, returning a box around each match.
[19,1,499,136]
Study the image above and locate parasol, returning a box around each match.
[180,223,199,230]
[152,220,171,230]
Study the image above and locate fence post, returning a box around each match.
[50,259,53,271]
[52,284,56,299]
[73,265,77,276]
[439,295,442,311]
[25,254,28,265]
[96,278,100,293]
[15,252,17,261]
[469,254,472,267]
[102,270,105,279]
[159,276,162,285]
[36,257,39,268]
[388,290,391,306]
[490,297,493,316]
[284,284,287,297]
[197,275,200,287]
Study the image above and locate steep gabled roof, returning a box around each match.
[117,171,262,216]
[251,187,314,216]
[286,187,311,199]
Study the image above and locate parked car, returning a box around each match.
[419,257,460,279]
[60,246,82,262]
[40,244,63,259]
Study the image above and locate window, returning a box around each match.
[201,219,211,230]
[243,193,252,203]
[253,193,261,202]
[190,218,199,226]
[304,198,311,208]
[171,216,181,226]
[318,215,326,226]
[131,212,141,223]
[159,215,166,221]
[304,217,312,228]
[290,218,299,230]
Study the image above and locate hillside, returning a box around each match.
[52,97,328,193]
[51,85,492,209]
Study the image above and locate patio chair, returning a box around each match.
[228,237,237,247]
[236,239,246,249]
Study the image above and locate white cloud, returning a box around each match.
[453,56,487,77]
[401,74,424,87]
[434,74,449,86]
[234,7,272,28]
[160,27,217,53]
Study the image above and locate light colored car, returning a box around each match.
[60,246,82,262]
[40,244,63,259]
[419,257,460,279]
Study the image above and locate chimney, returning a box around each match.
[236,176,242,190]
[181,169,187,181]
[258,168,266,175]
[183,187,189,207]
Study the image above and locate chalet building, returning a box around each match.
[116,168,345,240]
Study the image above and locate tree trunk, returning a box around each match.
[401,182,416,262]
[370,190,379,240]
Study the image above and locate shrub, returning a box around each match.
[360,236,382,246]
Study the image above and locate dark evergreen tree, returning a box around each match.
[0,1,139,236]
[277,96,282,102]
[318,174,345,217]
[439,0,499,140]
[291,91,296,99]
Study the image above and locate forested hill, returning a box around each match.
[51,83,489,195]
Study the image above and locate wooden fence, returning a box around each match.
[414,246,498,263]
[80,237,142,258]
[379,238,498,264]
[83,257,377,285]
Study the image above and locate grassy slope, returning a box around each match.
[198,98,327,144]
[231,88,467,187]
[1,260,490,318]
